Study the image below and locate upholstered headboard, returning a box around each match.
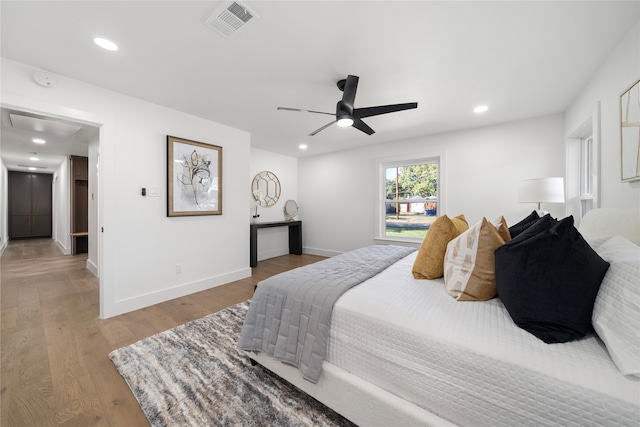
[578,208,640,245]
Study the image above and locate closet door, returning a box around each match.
[31,173,53,237]
[8,172,53,239]
[9,173,32,238]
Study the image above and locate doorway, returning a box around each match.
[1,98,103,315]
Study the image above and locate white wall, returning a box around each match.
[250,147,298,261]
[565,21,640,216]
[0,159,7,255]
[299,114,565,256]
[87,136,99,276]
[299,22,640,256]
[53,158,71,254]
[1,58,251,318]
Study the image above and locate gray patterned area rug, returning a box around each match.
[109,301,355,427]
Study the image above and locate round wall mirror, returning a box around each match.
[251,171,281,207]
[284,199,298,221]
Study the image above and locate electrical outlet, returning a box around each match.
[175,263,183,274]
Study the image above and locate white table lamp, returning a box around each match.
[518,177,565,213]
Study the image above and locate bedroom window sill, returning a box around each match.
[374,237,421,248]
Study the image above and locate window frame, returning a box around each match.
[375,151,445,243]
[580,135,593,196]
[579,134,598,218]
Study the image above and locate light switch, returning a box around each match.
[147,186,161,197]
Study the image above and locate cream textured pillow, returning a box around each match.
[443,216,510,301]
[412,214,468,279]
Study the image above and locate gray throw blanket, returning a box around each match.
[237,245,416,383]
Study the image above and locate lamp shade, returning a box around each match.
[518,177,565,205]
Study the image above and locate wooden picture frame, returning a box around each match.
[620,78,640,182]
[167,135,222,216]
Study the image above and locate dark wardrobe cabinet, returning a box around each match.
[70,155,89,254]
[9,171,53,238]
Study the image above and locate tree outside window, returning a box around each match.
[384,160,438,240]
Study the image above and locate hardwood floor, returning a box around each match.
[0,238,325,426]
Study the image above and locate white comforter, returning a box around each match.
[326,251,640,426]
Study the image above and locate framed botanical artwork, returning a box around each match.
[167,135,222,216]
[620,78,640,182]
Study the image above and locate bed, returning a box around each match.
[239,208,640,426]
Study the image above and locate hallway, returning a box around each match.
[1,238,147,426]
[0,238,322,426]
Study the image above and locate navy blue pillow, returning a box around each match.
[509,210,540,238]
[495,216,610,344]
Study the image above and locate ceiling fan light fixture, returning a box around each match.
[337,117,353,127]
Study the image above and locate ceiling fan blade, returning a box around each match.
[352,118,375,135]
[353,102,418,119]
[277,107,334,116]
[309,121,335,136]
[341,75,359,109]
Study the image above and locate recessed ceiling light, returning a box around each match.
[94,37,119,51]
[30,157,39,161]
[299,143,308,150]
[474,105,489,113]
[32,138,46,144]
[28,167,37,171]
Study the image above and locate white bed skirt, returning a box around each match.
[248,352,455,427]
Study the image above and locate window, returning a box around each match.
[377,155,440,241]
[580,135,594,217]
[567,102,600,222]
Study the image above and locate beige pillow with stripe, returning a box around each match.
[443,216,510,301]
[412,214,468,279]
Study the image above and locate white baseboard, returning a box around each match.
[0,239,7,257]
[302,246,343,258]
[56,239,71,255]
[86,258,98,277]
[101,267,251,319]
[257,247,289,261]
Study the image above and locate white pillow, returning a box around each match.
[583,235,610,252]
[591,235,640,377]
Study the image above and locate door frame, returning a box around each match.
[1,93,110,318]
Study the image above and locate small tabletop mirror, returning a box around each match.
[283,199,298,221]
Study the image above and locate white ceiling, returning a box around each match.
[1,1,638,171]
[1,108,97,172]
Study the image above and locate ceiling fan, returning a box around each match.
[277,75,418,136]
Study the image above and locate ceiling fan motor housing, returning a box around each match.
[336,101,353,120]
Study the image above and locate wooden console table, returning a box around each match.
[250,221,302,267]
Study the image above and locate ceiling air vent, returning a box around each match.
[204,1,258,38]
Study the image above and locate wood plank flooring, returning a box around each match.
[0,238,325,427]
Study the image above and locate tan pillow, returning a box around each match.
[443,216,510,301]
[412,215,468,279]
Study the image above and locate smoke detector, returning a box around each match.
[33,71,56,88]
[204,1,258,38]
